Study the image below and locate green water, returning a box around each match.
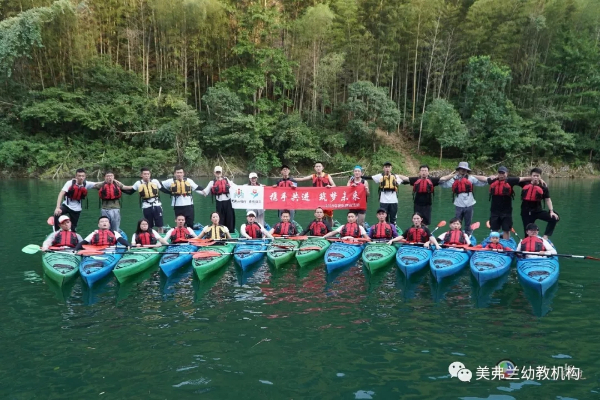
[2,177,599,399]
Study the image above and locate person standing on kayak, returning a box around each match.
[199,166,237,233]
[437,217,470,246]
[439,162,488,237]
[519,168,559,240]
[323,211,370,240]
[164,215,198,243]
[240,210,272,239]
[296,162,336,226]
[269,210,299,236]
[131,218,170,248]
[388,212,440,249]
[347,166,370,227]
[161,166,204,228]
[245,172,266,226]
[53,168,97,232]
[396,165,452,226]
[300,207,332,236]
[74,216,131,250]
[273,165,298,222]
[368,208,399,240]
[516,223,557,258]
[42,216,83,251]
[92,171,130,232]
[364,162,403,225]
[131,167,164,233]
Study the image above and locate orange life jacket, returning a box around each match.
[274,222,296,236]
[443,230,467,245]
[211,179,230,195]
[66,180,88,201]
[136,232,157,246]
[307,220,328,236]
[52,231,79,248]
[452,177,473,195]
[405,227,429,243]
[340,222,360,238]
[371,222,393,239]
[413,178,434,194]
[171,227,192,243]
[489,180,514,199]
[99,183,122,200]
[312,173,331,187]
[278,179,295,188]
[485,242,505,250]
[90,230,117,246]
[245,222,263,239]
[521,184,544,202]
[521,236,545,252]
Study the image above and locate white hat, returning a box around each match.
[246,210,256,217]
[249,172,258,179]
[214,166,223,172]
[58,215,71,223]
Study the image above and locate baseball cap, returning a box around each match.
[383,162,392,166]
[526,223,539,231]
[58,215,70,223]
[249,172,258,179]
[281,164,290,170]
[214,166,223,173]
[498,166,508,173]
[490,232,500,238]
[376,208,387,214]
[246,210,257,217]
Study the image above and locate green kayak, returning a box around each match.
[296,238,330,266]
[193,242,235,280]
[362,243,400,272]
[113,246,166,283]
[42,250,81,286]
[267,239,300,268]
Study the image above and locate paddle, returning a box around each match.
[193,248,297,259]
[511,227,521,241]
[463,246,600,261]
[22,244,44,254]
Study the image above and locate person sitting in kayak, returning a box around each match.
[480,231,512,251]
[300,207,332,236]
[42,215,83,251]
[269,210,298,236]
[516,223,557,258]
[75,216,130,250]
[437,217,469,247]
[368,208,399,240]
[131,218,170,248]
[164,214,198,243]
[323,211,370,241]
[199,212,232,241]
[388,212,440,249]
[240,210,272,239]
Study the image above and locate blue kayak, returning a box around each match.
[325,242,365,273]
[517,242,559,296]
[159,228,202,277]
[470,237,517,285]
[79,231,128,287]
[430,236,477,282]
[396,245,432,278]
[234,239,270,270]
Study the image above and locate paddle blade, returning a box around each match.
[470,222,481,230]
[299,246,321,251]
[82,244,108,251]
[22,244,41,254]
[189,239,215,246]
[286,236,308,241]
[192,251,221,259]
[437,220,447,227]
[486,220,491,229]
[47,216,54,225]
[78,250,105,256]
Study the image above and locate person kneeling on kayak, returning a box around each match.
[164,214,198,243]
[516,223,557,258]
[42,215,84,251]
[388,212,440,249]
[75,216,130,250]
[241,210,272,239]
[199,212,232,241]
[368,208,400,240]
[481,232,512,251]
[323,211,370,241]
[437,217,469,247]
[300,207,332,236]
[269,210,298,236]
[131,218,170,248]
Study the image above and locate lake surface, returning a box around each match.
[2,177,599,399]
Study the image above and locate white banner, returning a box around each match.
[230,185,265,209]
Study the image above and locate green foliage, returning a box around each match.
[369,147,405,175]
[423,99,467,161]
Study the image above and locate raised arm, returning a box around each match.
[294,175,313,182]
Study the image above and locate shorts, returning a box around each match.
[489,214,513,232]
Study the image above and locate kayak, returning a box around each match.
[362,242,400,272]
[517,240,559,296]
[113,245,166,283]
[42,249,81,286]
[296,238,330,266]
[159,228,202,277]
[470,237,517,285]
[267,239,300,268]
[396,246,432,278]
[79,231,128,287]
[325,242,365,273]
[193,241,236,280]
[234,239,270,270]
[430,236,477,282]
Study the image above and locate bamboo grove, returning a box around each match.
[1,0,599,176]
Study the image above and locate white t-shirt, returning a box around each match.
[516,237,557,258]
[164,227,197,241]
[42,231,83,250]
[83,230,123,242]
[61,180,97,212]
[131,229,163,245]
[161,178,202,207]
[439,175,487,207]
[201,178,237,201]
[333,224,368,236]
[132,179,162,209]
[240,222,269,238]
[371,174,403,204]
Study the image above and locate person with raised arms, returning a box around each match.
[323,211,370,240]
[92,171,130,232]
[131,167,165,233]
[364,161,404,225]
[245,172,266,227]
[42,216,83,251]
[269,209,299,236]
[164,214,198,243]
[131,218,170,248]
[199,166,237,233]
[161,166,204,228]
[368,208,400,240]
[240,210,272,239]
[296,162,336,226]
[53,168,97,232]
[516,223,557,258]
[438,162,488,237]
[347,166,370,227]
[199,211,233,240]
[437,217,470,246]
[388,212,440,249]
[300,207,332,236]
[273,164,298,221]
[519,167,559,240]
[74,216,131,250]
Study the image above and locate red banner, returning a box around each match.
[263,185,367,210]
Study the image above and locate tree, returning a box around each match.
[422,99,467,166]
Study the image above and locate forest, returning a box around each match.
[0,0,599,177]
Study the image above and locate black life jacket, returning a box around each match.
[312,174,331,187]
[136,232,157,246]
[371,222,393,239]
[489,180,514,200]
[340,222,360,238]
[413,178,434,194]
[307,220,328,236]
[211,179,230,195]
[452,177,473,195]
[274,222,296,236]
[99,183,122,200]
[405,227,429,243]
[171,227,192,243]
[207,225,227,240]
[90,230,117,246]
[521,236,545,252]
[442,230,467,245]
[379,175,398,192]
[245,222,263,239]
[521,184,544,202]
[52,231,79,248]
[486,242,505,250]
[138,181,160,201]
[170,178,192,197]
[66,180,88,202]
[278,179,295,188]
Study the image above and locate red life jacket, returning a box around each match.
[521,184,544,202]
[308,220,328,236]
[485,242,505,250]
[371,222,393,239]
[278,179,295,188]
[521,236,545,252]
[66,180,88,201]
[90,230,117,246]
[443,230,467,245]
[489,180,514,198]
[312,174,331,187]
[171,227,192,243]
[211,179,230,195]
[99,183,122,200]
[405,227,429,243]
[245,222,263,239]
[340,222,360,238]
[274,222,296,236]
[452,177,473,195]
[52,231,79,248]
[413,178,434,194]
[136,232,157,246]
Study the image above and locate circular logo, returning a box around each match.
[496,359,516,378]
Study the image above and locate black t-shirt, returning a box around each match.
[402,177,441,206]
[487,177,520,214]
[519,182,550,212]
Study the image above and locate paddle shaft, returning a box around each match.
[469,247,597,260]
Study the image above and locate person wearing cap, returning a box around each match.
[92,171,133,233]
[296,162,336,226]
[364,161,403,225]
[131,167,165,233]
[245,172,266,226]
[396,164,453,226]
[479,232,513,251]
[74,216,131,250]
[515,223,557,258]
[240,210,272,239]
[301,207,333,236]
[388,212,440,249]
[347,166,370,227]
[323,211,370,240]
[161,166,204,228]
[53,168,97,233]
[439,162,488,236]
[368,208,400,240]
[273,164,298,221]
[199,166,238,232]
[42,216,84,251]
[519,167,559,239]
